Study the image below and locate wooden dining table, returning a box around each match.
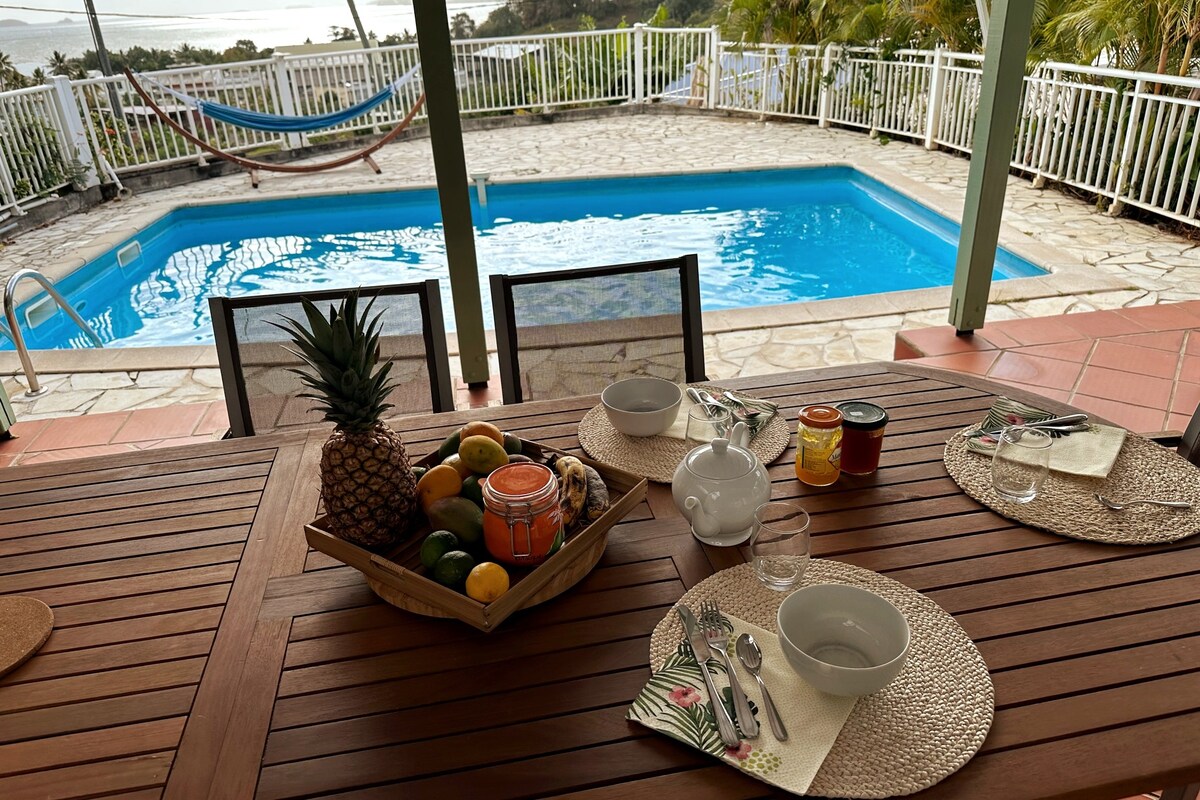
[2,361,1199,800]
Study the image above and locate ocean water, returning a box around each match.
[6,167,1047,350]
[0,2,501,69]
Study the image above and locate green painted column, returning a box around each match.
[412,0,490,385]
[948,0,1035,333]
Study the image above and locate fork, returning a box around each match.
[699,601,759,738]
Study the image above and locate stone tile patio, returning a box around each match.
[2,109,1198,420]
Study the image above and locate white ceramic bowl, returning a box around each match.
[777,583,910,697]
[601,378,683,437]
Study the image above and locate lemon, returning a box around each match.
[465,562,511,603]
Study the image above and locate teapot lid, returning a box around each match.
[684,436,757,480]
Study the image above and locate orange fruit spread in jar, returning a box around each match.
[482,463,564,567]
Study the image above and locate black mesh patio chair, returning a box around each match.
[490,255,706,404]
[210,280,454,437]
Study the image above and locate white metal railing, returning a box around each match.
[5,27,1200,227]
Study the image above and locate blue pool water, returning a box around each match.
[8,166,1045,350]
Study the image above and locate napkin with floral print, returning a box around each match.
[627,614,856,796]
[965,396,1126,479]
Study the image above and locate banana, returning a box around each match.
[555,455,588,530]
[581,463,609,521]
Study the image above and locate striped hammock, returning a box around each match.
[139,65,420,134]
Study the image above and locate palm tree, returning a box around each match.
[0,50,21,90]
[47,50,71,75]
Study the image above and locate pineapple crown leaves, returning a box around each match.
[268,289,398,432]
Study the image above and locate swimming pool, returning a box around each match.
[7,166,1046,350]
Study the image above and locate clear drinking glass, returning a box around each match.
[685,405,731,444]
[750,501,812,591]
[990,426,1052,503]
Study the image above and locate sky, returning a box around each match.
[0,1,398,24]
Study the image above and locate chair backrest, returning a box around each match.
[210,280,454,437]
[490,254,706,404]
[1180,403,1200,466]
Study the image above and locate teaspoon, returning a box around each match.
[735,633,788,741]
[1095,492,1191,511]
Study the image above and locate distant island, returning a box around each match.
[0,18,30,27]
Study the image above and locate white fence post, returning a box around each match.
[0,155,23,216]
[1109,78,1145,217]
[1032,66,1061,188]
[924,47,945,149]
[818,45,834,127]
[272,55,303,150]
[48,76,99,188]
[708,26,721,109]
[633,24,646,104]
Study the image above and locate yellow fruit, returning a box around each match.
[462,421,505,446]
[417,464,462,511]
[458,435,509,474]
[441,453,473,479]
[465,561,510,603]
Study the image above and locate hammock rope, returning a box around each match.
[138,65,420,133]
[122,69,426,186]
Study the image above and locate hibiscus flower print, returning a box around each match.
[667,686,701,708]
[1005,413,1027,426]
[725,741,753,760]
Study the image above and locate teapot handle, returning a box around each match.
[730,421,749,448]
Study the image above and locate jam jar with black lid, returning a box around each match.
[836,401,889,476]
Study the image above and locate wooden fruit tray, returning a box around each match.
[304,438,647,632]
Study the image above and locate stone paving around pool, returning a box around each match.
[2,109,1198,421]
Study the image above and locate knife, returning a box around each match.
[965,413,1090,438]
[677,604,741,747]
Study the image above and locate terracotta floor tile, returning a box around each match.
[912,351,1001,375]
[112,403,210,444]
[18,444,139,465]
[1059,309,1149,339]
[972,325,1023,350]
[1016,340,1094,364]
[144,435,224,450]
[990,316,1087,346]
[893,326,996,357]
[196,402,231,436]
[1171,382,1200,416]
[1114,303,1200,330]
[28,412,131,451]
[0,453,16,468]
[987,379,1071,403]
[1180,355,1200,384]
[1089,341,1181,379]
[0,418,52,454]
[1069,394,1169,433]
[1168,412,1194,432]
[1075,365,1173,409]
[987,352,1084,392]
[1187,331,1200,356]
[1108,330,1187,353]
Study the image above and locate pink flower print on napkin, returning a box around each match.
[1005,413,1027,426]
[668,686,702,708]
[725,741,753,760]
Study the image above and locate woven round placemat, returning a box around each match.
[0,596,54,678]
[649,561,993,799]
[577,386,790,483]
[944,427,1200,545]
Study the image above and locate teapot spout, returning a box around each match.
[729,420,750,448]
[684,495,721,539]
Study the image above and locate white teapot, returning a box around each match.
[672,421,772,546]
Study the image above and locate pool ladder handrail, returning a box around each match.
[3,268,104,397]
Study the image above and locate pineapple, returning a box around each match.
[273,290,418,549]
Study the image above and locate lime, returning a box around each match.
[466,562,511,603]
[433,550,476,589]
[460,475,484,509]
[420,530,459,570]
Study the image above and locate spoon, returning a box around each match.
[721,391,763,418]
[1095,492,1191,511]
[735,633,788,741]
